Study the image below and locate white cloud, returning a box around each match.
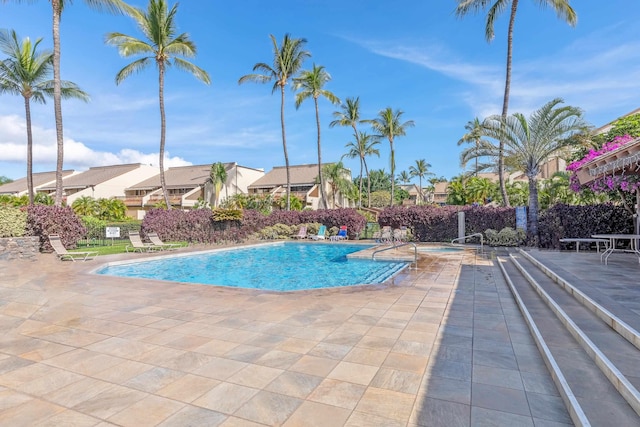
[0,114,191,170]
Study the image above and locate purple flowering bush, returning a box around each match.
[26,205,87,251]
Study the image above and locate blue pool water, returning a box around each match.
[97,242,408,291]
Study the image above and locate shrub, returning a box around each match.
[0,206,27,237]
[378,205,515,242]
[538,203,633,249]
[212,208,243,222]
[485,227,526,246]
[26,205,87,251]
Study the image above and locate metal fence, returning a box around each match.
[78,222,141,247]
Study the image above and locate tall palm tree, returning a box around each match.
[3,0,132,206]
[342,131,380,208]
[455,0,577,207]
[331,97,374,207]
[408,159,433,205]
[398,170,411,185]
[463,98,586,240]
[239,34,310,211]
[370,107,414,207]
[457,117,490,177]
[106,0,210,210]
[292,64,339,210]
[0,29,88,205]
[206,162,228,207]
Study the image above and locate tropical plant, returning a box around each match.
[71,195,98,216]
[0,176,12,185]
[342,131,380,208]
[0,29,88,205]
[409,159,433,205]
[464,98,586,241]
[455,0,577,207]
[369,107,414,206]
[293,64,339,209]
[277,194,304,211]
[322,162,353,208]
[446,176,467,205]
[96,197,127,220]
[239,33,310,211]
[106,0,210,210]
[398,170,411,184]
[3,0,132,206]
[465,176,496,204]
[366,168,392,193]
[457,117,490,176]
[206,162,228,207]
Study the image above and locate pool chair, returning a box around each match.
[292,225,308,239]
[331,226,348,241]
[147,232,182,250]
[126,231,160,253]
[48,234,98,261]
[311,225,327,240]
[376,226,392,243]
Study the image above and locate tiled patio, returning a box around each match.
[0,243,576,426]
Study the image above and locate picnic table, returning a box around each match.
[591,234,640,265]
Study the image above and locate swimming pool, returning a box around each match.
[96,242,408,292]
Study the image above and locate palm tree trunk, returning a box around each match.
[52,0,64,207]
[280,85,290,211]
[314,98,328,209]
[158,63,171,210]
[389,140,395,207]
[24,96,34,205]
[499,0,519,208]
[418,176,422,205]
[364,160,372,208]
[527,175,539,242]
[358,156,364,209]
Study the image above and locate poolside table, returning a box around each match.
[591,234,640,265]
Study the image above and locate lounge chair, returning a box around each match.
[48,234,98,261]
[147,232,182,250]
[310,225,327,240]
[376,226,392,243]
[292,225,308,239]
[126,231,160,253]
[330,226,348,241]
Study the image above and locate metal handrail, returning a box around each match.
[451,232,484,253]
[372,241,418,270]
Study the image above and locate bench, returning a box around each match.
[559,238,610,253]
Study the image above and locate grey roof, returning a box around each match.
[248,164,328,189]
[0,170,74,194]
[39,164,142,191]
[126,163,234,191]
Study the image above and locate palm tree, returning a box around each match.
[408,159,433,205]
[106,0,210,210]
[0,29,88,205]
[322,162,353,208]
[463,98,586,240]
[455,0,577,207]
[239,34,310,211]
[71,195,98,216]
[398,170,411,185]
[3,0,132,206]
[342,131,380,208]
[446,176,467,205]
[457,117,490,177]
[293,64,339,210]
[206,162,228,207]
[370,107,414,207]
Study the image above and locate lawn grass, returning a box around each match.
[69,240,188,256]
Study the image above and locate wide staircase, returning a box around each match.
[496,249,640,426]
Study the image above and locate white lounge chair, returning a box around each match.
[126,231,160,253]
[147,232,181,250]
[48,234,98,261]
[310,225,327,240]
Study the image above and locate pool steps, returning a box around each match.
[497,250,640,426]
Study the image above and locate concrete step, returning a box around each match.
[497,255,640,426]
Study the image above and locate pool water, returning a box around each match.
[97,242,408,292]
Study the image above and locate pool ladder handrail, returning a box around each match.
[451,232,484,254]
[372,241,418,270]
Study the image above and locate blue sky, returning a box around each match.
[1,1,639,182]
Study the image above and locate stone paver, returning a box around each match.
[0,244,580,426]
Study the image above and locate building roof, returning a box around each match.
[248,164,332,189]
[594,107,640,135]
[126,163,234,191]
[0,170,74,194]
[39,164,143,191]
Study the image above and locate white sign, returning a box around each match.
[516,206,527,232]
[105,227,121,238]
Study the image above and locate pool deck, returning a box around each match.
[0,242,579,426]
